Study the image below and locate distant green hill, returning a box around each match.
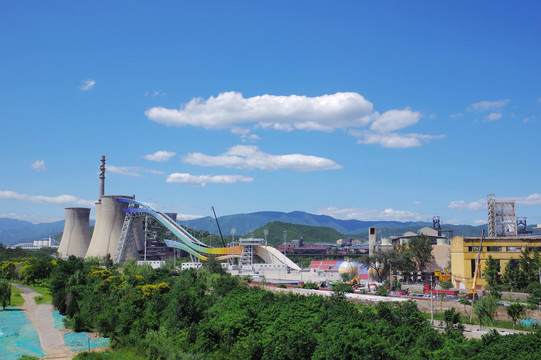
[242,221,347,247]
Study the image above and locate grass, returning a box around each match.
[10,285,24,306]
[421,311,534,332]
[27,285,53,304]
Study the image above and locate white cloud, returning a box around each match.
[145,90,166,97]
[351,131,444,148]
[412,200,421,205]
[474,219,486,225]
[143,151,176,162]
[468,99,510,112]
[108,165,164,177]
[485,113,502,121]
[181,145,342,171]
[523,115,537,123]
[369,107,421,132]
[30,160,46,172]
[449,193,541,211]
[502,193,541,206]
[0,190,94,207]
[319,206,430,222]
[0,212,64,224]
[231,127,260,142]
[145,91,373,130]
[80,79,96,91]
[146,91,444,148]
[450,113,463,119]
[166,173,253,187]
[176,214,206,221]
[448,199,486,211]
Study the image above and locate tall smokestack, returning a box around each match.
[368,227,376,257]
[99,155,106,198]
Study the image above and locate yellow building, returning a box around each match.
[450,235,541,290]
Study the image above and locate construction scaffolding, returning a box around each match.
[487,194,517,237]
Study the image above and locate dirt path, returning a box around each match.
[13,284,73,360]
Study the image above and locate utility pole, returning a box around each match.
[430,274,434,325]
[282,230,287,255]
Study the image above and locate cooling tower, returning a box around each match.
[58,207,91,259]
[85,195,140,259]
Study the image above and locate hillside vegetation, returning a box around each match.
[243,221,347,247]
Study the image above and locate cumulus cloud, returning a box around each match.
[485,113,502,121]
[468,99,510,112]
[0,190,94,207]
[146,92,374,130]
[177,214,206,221]
[146,91,444,149]
[351,130,444,148]
[30,160,46,172]
[166,173,253,187]
[319,206,429,222]
[449,193,541,211]
[231,127,260,142]
[80,79,96,91]
[182,145,342,171]
[0,212,64,224]
[143,151,176,162]
[369,107,421,132]
[108,165,164,177]
[448,199,486,211]
[502,193,541,206]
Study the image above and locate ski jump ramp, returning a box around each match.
[115,198,299,270]
[254,245,301,271]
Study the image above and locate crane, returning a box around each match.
[469,229,485,322]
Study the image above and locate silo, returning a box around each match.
[58,207,91,258]
[85,195,139,259]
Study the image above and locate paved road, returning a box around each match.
[13,284,72,360]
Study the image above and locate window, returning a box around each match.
[468,246,479,252]
[506,246,522,252]
[487,246,502,252]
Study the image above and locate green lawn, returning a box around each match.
[10,285,24,306]
[28,285,53,304]
[421,310,533,332]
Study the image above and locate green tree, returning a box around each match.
[506,303,525,332]
[0,279,11,309]
[502,259,525,291]
[443,307,464,339]
[391,246,416,283]
[483,255,501,288]
[408,235,434,280]
[474,296,498,329]
[459,295,470,317]
[364,249,392,282]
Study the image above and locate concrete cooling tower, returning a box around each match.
[57,207,91,258]
[85,195,141,260]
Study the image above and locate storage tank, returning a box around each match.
[57,207,91,258]
[85,195,139,260]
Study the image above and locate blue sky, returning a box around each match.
[1,1,540,227]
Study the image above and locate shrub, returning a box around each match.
[301,282,319,290]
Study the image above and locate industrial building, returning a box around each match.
[450,235,541,290]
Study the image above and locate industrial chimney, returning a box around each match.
[57,207,91,258]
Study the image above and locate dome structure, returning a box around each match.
[338,260,358,276]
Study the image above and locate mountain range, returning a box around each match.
[0,211,493,246]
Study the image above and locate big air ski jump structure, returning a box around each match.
[57,156,300,271]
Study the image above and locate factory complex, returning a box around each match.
[53,157,541,292]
